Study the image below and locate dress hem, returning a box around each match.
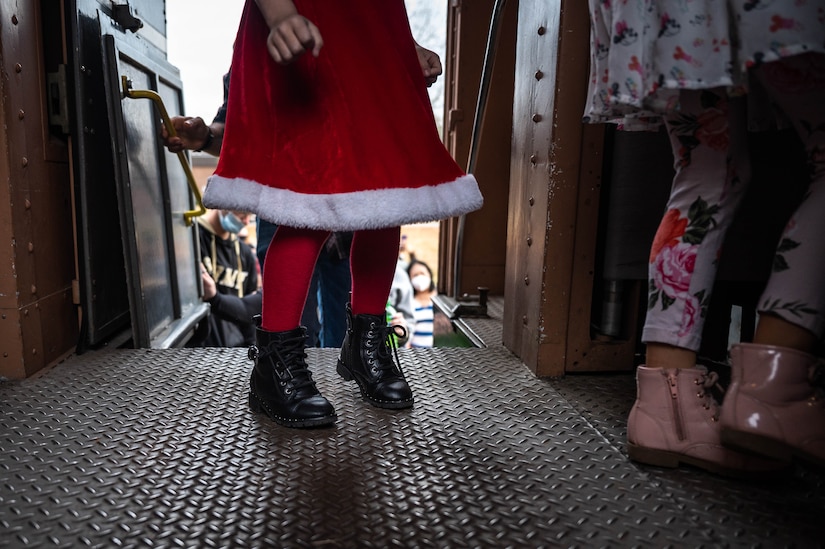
[202,174,484,231]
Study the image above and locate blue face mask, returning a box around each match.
[219,212,246,234]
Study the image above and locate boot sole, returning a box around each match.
[248,391,337,428]
[721,426,824,470]
[336,361,414,410]
[627,442,787,479]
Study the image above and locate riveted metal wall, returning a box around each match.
[1,0,208,379]
[0,1,77,380]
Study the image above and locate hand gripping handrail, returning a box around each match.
[120,75,206,226]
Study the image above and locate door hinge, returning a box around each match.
[447,108,464,131]
[111,1,143,33]
[46,65,70,135]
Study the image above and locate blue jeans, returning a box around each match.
[314,250,351,347]
[256,219,351,347]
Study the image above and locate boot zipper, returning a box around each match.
[666,370,685,441]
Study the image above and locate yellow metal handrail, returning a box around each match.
[120,75,206,226]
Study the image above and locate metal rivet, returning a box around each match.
[11,14,18,25]
[31,285,37,294]
[527,236,533,246]
[529,196,535,206]
[524,276,530,286]
[32,348,37,355]
[532,113,543,123]
[25,199,31,209]
[21,157,28,167]
[522,315,528,325]
[538,26,546,35]
[15,63,23,73]
[18,110,25,120]
[530,154,537,165]
[27,242,34,252]
[535,70,544,80]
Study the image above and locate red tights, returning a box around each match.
[260,225,401,332]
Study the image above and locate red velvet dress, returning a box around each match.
[203,0,483,231]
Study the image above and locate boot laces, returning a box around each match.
[365,320,407,375]
[261,334,316,394]
[695,370,723,421]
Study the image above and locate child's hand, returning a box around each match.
[415,44,442,87]
[265,14,323,65]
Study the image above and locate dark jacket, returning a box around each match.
[191,217,261,347]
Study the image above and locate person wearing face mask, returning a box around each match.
[188,208,262,348]
[406,259,436,348]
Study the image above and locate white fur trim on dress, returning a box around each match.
[202,174,483,231]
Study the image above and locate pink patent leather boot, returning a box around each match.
[720,343,825,468]
[627,365,785,477]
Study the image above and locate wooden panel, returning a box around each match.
[503,0,558,374]
[440,0,517,297]
[565,122,637,373]
[503,0,635,376]
[554,4,637,373]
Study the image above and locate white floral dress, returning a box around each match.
[584,0,825,124]
[585,1,825,349]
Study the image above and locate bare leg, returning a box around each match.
[645,343,696,370]
[753,314,818,354]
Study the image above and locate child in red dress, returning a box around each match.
[203,0,483,427]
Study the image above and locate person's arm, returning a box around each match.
[389,268,416,346]
[254,0,323,64]
[241,243,260,298]
[161,116,224,156]
[208,291,262,327]
[201,255,261,328]
[396,284,417,344]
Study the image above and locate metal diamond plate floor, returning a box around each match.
[2,303,824,548]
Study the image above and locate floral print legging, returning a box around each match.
[643,53,825,351]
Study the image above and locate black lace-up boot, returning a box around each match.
[336,305,413,409]
[248,326,337,428]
